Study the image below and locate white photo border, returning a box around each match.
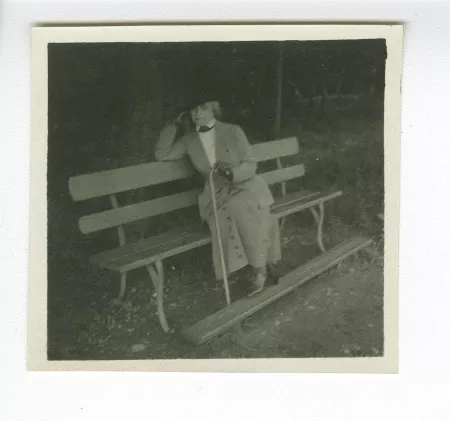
[28,24,403,373]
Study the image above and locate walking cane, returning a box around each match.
[209,168,231,306]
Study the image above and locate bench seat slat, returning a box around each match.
[181,236,374,345]
[90,225,211,272]
[89,189,342,273]
[271,189,343,218]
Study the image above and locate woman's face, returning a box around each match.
[190,102,215,127]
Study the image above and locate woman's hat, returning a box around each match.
[184,85,222,111]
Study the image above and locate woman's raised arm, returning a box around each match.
[154,122,188,161]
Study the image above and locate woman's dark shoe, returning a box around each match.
[267,264,281,285]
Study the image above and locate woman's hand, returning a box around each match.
[168,111,186,127]
[213,162,234,182]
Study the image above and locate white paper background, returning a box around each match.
[1,0,449,420]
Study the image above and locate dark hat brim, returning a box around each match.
[183,80,225,110]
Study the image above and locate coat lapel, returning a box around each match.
[214,121,229,164]
[186,121,233,173]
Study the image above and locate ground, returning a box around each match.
[48,213,384,360]
[47,95,384,360]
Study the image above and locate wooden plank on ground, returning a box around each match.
[181,236,373,345]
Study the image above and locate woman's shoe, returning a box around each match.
[247,272,267,297]
[267,264,281,285]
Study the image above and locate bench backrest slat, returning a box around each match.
[69,137,299,202]
[77,165,305,234]
[79,189,200,234]
[254,137,299,162]
[260,164,305,186]
[70,137,304,235]
[69,159,197,202]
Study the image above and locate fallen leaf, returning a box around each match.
[131,344,147,352]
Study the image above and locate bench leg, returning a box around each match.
[146,261,170,333]
[119,273,127,300]
[310,202,326,253]
[110,273,127,305]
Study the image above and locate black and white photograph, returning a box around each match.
[28,25,402,372]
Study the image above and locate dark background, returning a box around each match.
[47,39,386,359]
[48,40,386,174]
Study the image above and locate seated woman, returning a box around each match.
[154,91,281,296]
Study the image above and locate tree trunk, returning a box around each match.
[318,51,329,120]
[274,43,286,197]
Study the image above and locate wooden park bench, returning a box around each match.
[68,136,372,343]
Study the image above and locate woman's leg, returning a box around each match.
[208,204,248,281]
[208,192,282,294]
[226,194,279,295]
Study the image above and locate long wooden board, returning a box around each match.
[77,164,307,234]
[253,137,298,162]
[181,236,373,345]
[69,159,197,202]
[271,189,342,218]
[90,225,211,272]
[79,189,200,234]
[260,164,305,185]
[69,137,299,201]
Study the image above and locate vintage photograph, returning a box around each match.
[29,25,402,372]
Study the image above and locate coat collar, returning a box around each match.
[195,118,216,132]
[186,119,228,144]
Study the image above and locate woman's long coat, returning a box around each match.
[155,120,281,279]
